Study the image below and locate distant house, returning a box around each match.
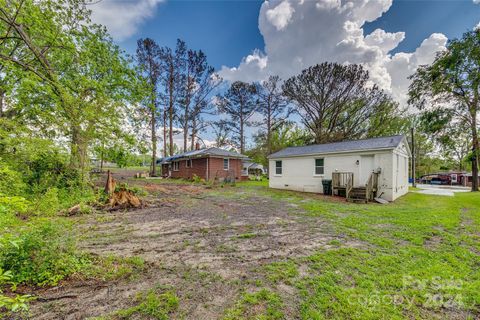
[462,173,480,187]
[420,172,478,187]
[158,147,248,181]
[242,160,266,176]
[419,172,466,185]
[268,135,411,202]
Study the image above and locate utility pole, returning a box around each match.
[411,127,416,187]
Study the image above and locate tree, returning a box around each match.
[257,75,291,155]
[409,30,480,191]
[159,39,186,156]
[420,109,471,171]
[246,122,311,167]
[178,49,218,151]
[136,38,161,176]
[0,0,136,175]
[211,120,232,148]
[216,81,258,153]
[283,62,398,144]
[365,100,409,138]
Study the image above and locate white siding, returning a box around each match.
[392,145,409,200]
[269,148,409,202]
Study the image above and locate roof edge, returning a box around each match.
[268,146,397,159]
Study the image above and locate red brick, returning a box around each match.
[162,156,244,181]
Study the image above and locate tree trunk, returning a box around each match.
[471,119,479,191]
[163,108,167,158]
[70,125,88,179]
[190,117,197,150]
[183,103,189,152]
[169,69,174,156]
[183,76,191,152]
[151,107,157,176]
[240,116,244,154]
[266,103,272,174]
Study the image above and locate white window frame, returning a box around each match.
[314,158,324,176]
[186,159,192,168]
[173,161,179,171]
[275,160,282,176]
[223,158,229,170]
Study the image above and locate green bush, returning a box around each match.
[33,188,60,216]
[0,268,34,315]
[0,161,25,197]
[0,219,87,286]
[0,196,30,216]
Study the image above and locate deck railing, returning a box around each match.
[332,172,354,197]
[365,172,379,201]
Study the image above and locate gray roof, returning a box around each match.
[268,135,405,159]
[159,147,248,164]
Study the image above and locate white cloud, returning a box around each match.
[266,1,295,31]
[474,0,480,4]
[219,0,447,107]
[89,0,164,41]
[386,33,447,105]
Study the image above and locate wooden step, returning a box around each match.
[348,186,368,201]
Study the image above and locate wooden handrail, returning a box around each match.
[365,172,379,201]
[346,174,353,199]
[332,172,354,198]
[366,173,373,201]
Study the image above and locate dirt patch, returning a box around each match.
[28,182,362,319]
[142,183,206,196]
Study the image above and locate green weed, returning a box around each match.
[224,288,284,320]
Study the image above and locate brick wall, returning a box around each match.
[163,157,243,181]
[169,158,208,180]
[207,157,242,181]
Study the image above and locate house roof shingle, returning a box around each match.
[159,147,248,164]
[268,135,406,159]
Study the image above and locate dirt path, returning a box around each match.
[28,181,357,319]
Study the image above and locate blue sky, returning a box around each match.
[91,0,479,147]
[118,1,265,69]
[114,0,479,70]
[365,0,480,54]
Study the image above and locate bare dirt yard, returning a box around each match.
[27,173,357,319]
[25,170,480,320]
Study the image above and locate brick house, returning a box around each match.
[158,147,249,181]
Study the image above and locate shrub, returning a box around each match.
[0,268,34,315]
[0,219,87,286]
[0,161,25,197]
[0,196,30,216]
[33,188,60,216]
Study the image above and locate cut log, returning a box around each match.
[67,204,81,215]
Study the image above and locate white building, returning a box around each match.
[268,135,411,202]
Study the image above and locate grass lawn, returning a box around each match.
[233,181,480,319]
[26,177,480,319]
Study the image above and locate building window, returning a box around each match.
[315,158,324,175]
[275,161,282,175]
[223,158,229,170]
[186,159,192,168]
[173,161,179,171]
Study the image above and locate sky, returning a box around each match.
[89,0,480,148]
